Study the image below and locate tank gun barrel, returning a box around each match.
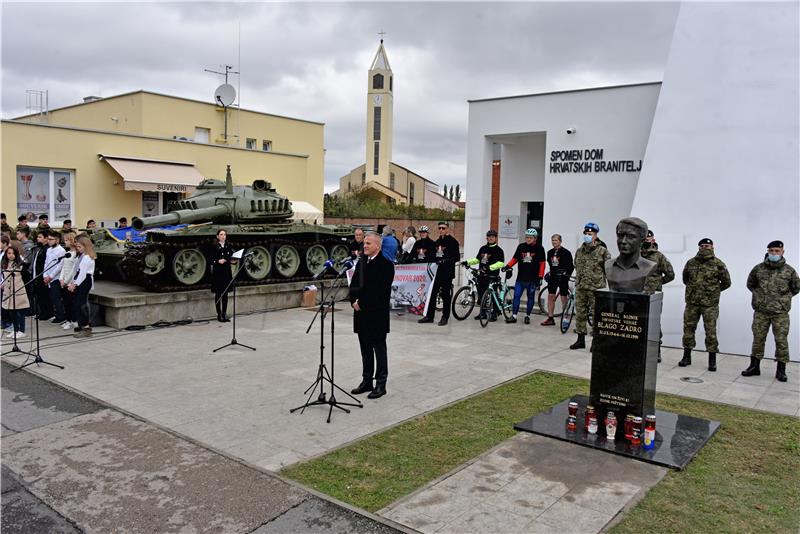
[132,204,231,230]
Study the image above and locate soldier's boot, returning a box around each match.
[741,357,760,377]
[678,348,692,367]
[570,334,586,350]
[776,362,788,383]
[708,352,717,372]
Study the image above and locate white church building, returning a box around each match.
[464,2,799,361]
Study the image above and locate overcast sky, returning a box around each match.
[2,1,679,195]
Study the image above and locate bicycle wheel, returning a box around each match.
[451,286,476,320]
[501,286,515,320]
[560,297,576,334]
[538,286,565,317]
[479,290,492,328]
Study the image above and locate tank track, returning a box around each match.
[121,235,347,292]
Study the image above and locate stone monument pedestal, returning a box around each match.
[589,290,662,431]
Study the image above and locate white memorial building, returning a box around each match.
[464,2,799,361]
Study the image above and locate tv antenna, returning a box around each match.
[206,64,239,141]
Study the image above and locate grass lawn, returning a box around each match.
[281,372,800,533]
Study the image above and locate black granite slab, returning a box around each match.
[514,395,720,470]
[590,291,662,421]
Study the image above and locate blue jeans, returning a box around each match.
[512,280,538,316]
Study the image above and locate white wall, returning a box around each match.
[465,83,661,261]
[632,2,800,361]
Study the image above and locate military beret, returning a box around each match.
[646,230,654,238]
[768,240,784,249]
[698,238,713,246]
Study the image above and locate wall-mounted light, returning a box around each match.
[111,117,119,123]
[566,127,577,135]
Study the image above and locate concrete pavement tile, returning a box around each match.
[381,505,445,534]
[401,488,481,524]
[560,481,642,514]
[532,500,615,533]
[436,501,533,534]
[255,497,400,534]
[716,382,768,408]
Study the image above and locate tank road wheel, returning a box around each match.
[329,244,349,265]
[274,245,301,278]
[142,248,166,276]
[243,246,271,280]
[172,248,207,286]
[305,244,329,276]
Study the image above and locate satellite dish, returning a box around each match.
[214,83,236,107]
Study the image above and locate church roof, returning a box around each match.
[370,41,391,71]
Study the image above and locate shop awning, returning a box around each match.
[100,155,205,194]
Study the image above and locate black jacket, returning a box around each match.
[410,237,436,263]
[433,235,460,280]
[349,239,364,259]
[349,254,395,334]
[209,241,234,294]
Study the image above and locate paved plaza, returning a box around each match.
[2,305,798,532]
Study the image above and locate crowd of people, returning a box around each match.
[1,212,97,340]
[346,219,800,386]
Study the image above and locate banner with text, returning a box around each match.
[346,261,439,316]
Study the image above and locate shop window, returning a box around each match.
[372,74,384,89]
[246,138,257,149]
[16,166,74,225]
[262,140,272,152]
[194,127,210,143]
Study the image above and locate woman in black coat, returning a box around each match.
[209,229,234,322]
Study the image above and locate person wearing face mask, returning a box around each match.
[741,240,800,382]
[641,230,675,362]
[570,222,610,350]
[680,238,731,370]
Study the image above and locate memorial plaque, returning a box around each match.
[589,290,662,430]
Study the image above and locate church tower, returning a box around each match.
[366,39,393,189]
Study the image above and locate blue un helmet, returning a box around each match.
[525,228,538,237]
[584,222,600,233]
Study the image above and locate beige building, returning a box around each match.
[1,90,325,228]
[335,41,459,211]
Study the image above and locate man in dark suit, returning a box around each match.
[349,232,395,399]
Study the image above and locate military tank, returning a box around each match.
[92,166,352,292]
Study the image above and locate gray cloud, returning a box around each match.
[2,1,679,195]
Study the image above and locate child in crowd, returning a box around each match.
[2,241,31,338]
[68,235,96,337]
[59,231,78,330]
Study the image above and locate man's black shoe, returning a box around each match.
[524,316,531,325]
[505,316,517,324]
[570,334,586,350]
[221,315,230,322]
[367,386,386,399]
[489,314,497,322]
[418,317,434,324]
[351,382,373,395]
[678,348,692,367]
[776,361,787,382]
[438,318,448,326]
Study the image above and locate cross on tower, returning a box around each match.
[378,30,386,42]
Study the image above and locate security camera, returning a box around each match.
[566,127,576,135]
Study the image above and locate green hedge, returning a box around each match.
[324,193,464,220]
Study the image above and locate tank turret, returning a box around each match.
[94,165,353,291]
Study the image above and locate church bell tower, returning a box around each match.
[366,39,393,188]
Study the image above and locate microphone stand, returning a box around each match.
[291,261,362,423]
[213,255,255,352]
[3,258,66,372]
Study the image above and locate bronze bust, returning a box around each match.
[605,217,657,292]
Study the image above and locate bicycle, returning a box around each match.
[537,274,577,317]
[451,264,481,320]
[478,269,515,328]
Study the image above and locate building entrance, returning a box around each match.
[525,201,544,237]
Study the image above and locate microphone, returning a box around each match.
[313,259,336,279]
[63,252,72,259]
[337,258,355,271]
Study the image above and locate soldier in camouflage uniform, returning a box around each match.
[680,238,731,370]
[570,222,611,350]
[642,230,675,362]
[741,240,800,382]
